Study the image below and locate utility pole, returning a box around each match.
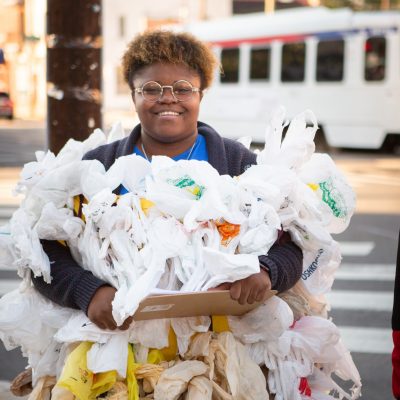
[264,0,275,13]
[47,0,102,154]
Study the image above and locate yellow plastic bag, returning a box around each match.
[56,342,94,400]
[126,344,139,400]
[92,370,117,399]
[212,315,230,333]
[56,341,117,400]
[158,326,178,361]
[147,349,166,365]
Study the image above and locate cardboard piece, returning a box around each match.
[133,289,277,321]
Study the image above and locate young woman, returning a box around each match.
[32,30,303,331]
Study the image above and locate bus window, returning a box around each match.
[220,48,240,83]
[316,40,344,82]
[364,37,386,81]
[250,47,271,81]
[281,42,305,82]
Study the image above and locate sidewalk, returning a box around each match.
[0,167,22,208]
[0,381,27,400]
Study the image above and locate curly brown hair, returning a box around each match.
[121,30,218,90]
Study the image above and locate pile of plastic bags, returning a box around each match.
[0,110,361,399]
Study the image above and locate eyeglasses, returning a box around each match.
[133,80,201,102]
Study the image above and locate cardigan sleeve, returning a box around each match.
[258,231,303,293]
[31,240,110,314]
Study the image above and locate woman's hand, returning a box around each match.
[212,270,272,305]
[87,286,132,330]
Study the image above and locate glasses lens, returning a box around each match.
[142,81,162,102]
[173,80,194,101]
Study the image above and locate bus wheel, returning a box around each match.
[381,134,400,154]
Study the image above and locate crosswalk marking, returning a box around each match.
[336,263,395,281]
[326,290,393,312]
[0,207,17,218]
[338,326,392,354]
[339,241,375,256]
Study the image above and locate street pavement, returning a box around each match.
[0,124,399,399]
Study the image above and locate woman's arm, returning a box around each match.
[32,240,109,313]
[258,232,303,293]
[32,240,134,330]
[213,232,303,304]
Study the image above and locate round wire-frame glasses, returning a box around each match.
[133,80,201,102]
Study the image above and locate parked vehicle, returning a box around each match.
[184,7,400,150]
[0,92,13,120]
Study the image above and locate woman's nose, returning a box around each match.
[158,86,177,103]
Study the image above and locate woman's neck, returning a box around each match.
[138,131,198,159]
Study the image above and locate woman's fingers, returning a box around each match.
[87,285,118,330]
[119,316,133,331]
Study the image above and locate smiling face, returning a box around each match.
[131,62,203,148]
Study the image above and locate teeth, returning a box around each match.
[158,111,180,116]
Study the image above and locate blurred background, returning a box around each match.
[0,0,399,399]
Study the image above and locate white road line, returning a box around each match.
[326,290,393,312]
[336,263,395,281]
[0,280,21,296]
[0,208,17,218]
[339,241,375,257]
[338,326,392,354]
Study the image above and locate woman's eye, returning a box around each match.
[144,88,161,95]
[175,88,191,94]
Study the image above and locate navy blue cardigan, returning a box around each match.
[33,122,303,314]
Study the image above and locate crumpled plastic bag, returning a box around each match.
[256,108,317,171]
[228,296,294,344]
[300,239,342,296]
[128,319,171,350]
[299,153,356,234]
[54,313,121,344]
[87,332,130,378]
[185,332,212,359]
[146,156,244,231]
[135,363,165,394]
[27,375,56,400]
[35,202,84,241]
[56,341,117,400]
[185,376,212,399]
[9,208,51,281]
[154,360,208,400]
[171,316,211,356]
[211,332,269,400]
[201,247,260,290]
[0,286,72,384]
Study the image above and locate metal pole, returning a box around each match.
[47,0,102,154]
[264,0,275,13]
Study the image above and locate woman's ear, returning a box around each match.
[131,91,136,106]
[199,88,207,102]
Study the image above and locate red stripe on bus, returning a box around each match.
[210,34,308,47]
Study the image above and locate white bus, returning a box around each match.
[184,7,400,150]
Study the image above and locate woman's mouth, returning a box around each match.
[156,111,182,117]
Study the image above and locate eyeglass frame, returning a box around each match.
[133,79,202,102]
